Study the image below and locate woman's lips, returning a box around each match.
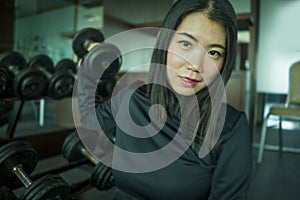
[179,76,200,87]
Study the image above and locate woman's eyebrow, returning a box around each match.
[208,44,226,50]
[177,32,226,49]
[177,32,198,42]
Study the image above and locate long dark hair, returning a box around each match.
[147,0,237,151]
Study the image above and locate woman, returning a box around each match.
[76,0,252,199]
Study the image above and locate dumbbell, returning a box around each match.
[50,58,77,99]
[0,141,70,200]
[26,54,54,99]
[72,27,122,80]
[72,27,105,59]
[0,51,26,98]
[97,74,119,101]
[27,55,76,99]
[62,131,114,190]
[0,51,48,99]
[0,186,17,200]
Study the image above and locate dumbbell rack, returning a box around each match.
[0,139,104,199]
[0,27,122,198]
[1,99,24,139]
[0,96,116,199]
[0,98,47,139]
[0,51,77,139]
[4,114,111,198]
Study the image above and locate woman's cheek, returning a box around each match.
[205,57,223,75]
[167,52,183,69]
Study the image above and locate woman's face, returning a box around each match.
[166,12,226,96]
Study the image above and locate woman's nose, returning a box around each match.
[187,49,205,73]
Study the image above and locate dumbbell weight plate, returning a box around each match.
[48,59,77,99]
[48,72,75,100]
[13,68,48,100]
[72,28,105,58]
[0,51,27,72]
[86,43,122,80]
[0,51,28,98]
[90,163,114,190]
[97,75,118,99]
[55,58,77,74]
[0,186,17,200]
[27,54,55,74]
[0,141,38,186]
[20,174,70,200]
[62,132,86,163]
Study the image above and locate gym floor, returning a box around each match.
[1,101,300,200]
[248,123,300,200]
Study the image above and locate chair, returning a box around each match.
[257,60,300,163]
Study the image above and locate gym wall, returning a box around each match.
[14,6,75,63]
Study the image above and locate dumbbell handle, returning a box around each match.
[12,164,32,188]
[84,40,100,52]
[80,147,99,165]
[8,65,21,76]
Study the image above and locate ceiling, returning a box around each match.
[14,0,250,42]
[14,0,174,31]
[15,0,103,18]
[15,0,172,26]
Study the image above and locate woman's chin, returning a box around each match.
[173,87,198,96]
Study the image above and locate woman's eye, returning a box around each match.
[208,50,222,58]
[178,40,192,49]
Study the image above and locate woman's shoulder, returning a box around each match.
[212,104,251,155]
[221,104,249,137]
[224,104,247,127]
